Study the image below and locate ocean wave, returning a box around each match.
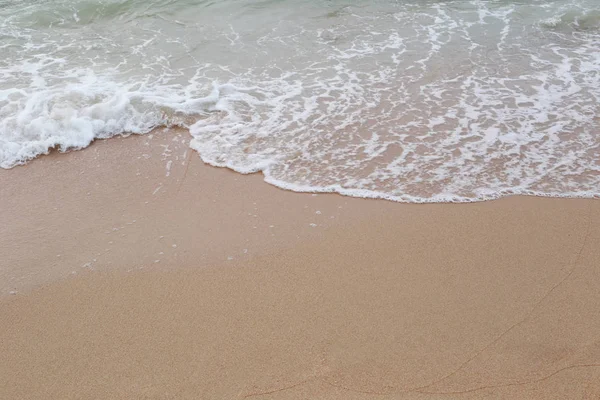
[540,7,600,31]
[2,0,600,203]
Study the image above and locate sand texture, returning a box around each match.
[1,129,600,399]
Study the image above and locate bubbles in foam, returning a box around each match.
[1,0,600,202]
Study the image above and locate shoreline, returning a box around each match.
[5,126,600,204]
[2,128,600,399]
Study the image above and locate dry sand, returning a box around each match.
[1,128,600,399]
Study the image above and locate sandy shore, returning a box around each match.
[1,128,600,399]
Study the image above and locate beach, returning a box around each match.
[2,0,600,398]
[2,129,599,399]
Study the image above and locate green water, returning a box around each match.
[1,0,599,202]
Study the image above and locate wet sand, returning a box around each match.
[1,128,599,399]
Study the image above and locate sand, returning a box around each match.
[1,128,600,399]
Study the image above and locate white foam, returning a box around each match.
[2,0,600,203]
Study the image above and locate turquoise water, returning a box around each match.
[1,0,599,201]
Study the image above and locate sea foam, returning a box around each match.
[1,0,600,202]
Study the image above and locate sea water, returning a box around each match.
[1,0,599,202]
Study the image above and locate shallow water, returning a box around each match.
[1,0,599,202]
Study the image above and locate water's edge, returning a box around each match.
[10,125,599,204]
